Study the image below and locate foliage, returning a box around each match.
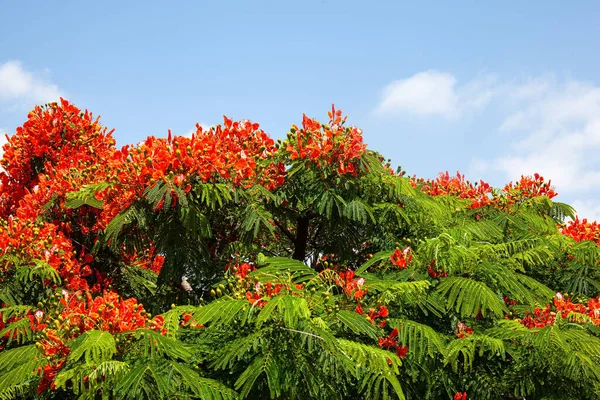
[1,100,600,399]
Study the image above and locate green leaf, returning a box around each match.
[69,330,117,365]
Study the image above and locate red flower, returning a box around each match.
[390,247,412,269]
[378,327,409,359]
[455,322,473,338]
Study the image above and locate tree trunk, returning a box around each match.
[292,216,310,261]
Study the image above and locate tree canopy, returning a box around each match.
[1,100,600,399]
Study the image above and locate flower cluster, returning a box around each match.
[455,322,473,338]
[227,261,256,279]
[378,327,409,358]
[454,392,468,400]
[123,117,286,194]
[427,260,448,279]
[284,105,366,176]
[0,99,116,217]
[336,270,367,299]
[390,246,413,269]
[414,171,558,211]
[503,173,557,201]
[0,216,101,291]
[416,171,494,209]
[355,304,389,326]
[517,293,600,328]
[246,282,284,308]
[561,217,600,245]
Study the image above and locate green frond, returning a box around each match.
[366,278,431,309]
[336,310,381,340]
[240,202,275,238]
[54,360,130,397]
[160,305,195,337]
[117,361,169,400]
[256,295,311,328]
[194,183,233,210]
[104,203,148,249]
[0,318,33,345]
[0,271,22,306]
[15,259,61,286]
[69,330,117,365]
[250,257,317,283]
[436,277,506,318]
[188,299,249,327]
[120,264,158,298]
[514,273,556,300]
[316,190,346,219]
[65,182,112,209]
[144,180,186,210]
[445,334,505,372]
[0,345,42,398]
[168,361,239,400]
[344,199,376,224]
[179,203,212,239]
[374,203,411,227]
[235,350,280,398]
[420,234,476,275]
[474,262,552,306]
[447,219,504,243]
[0,305,32,321]
[486,319,540,345]
[355,251,392,275]
[130,329,192,361]
[551,202,576,222]
[509,244,556,268]
[211,330,266,370]
[560,351,600,383]
[336,339,405,400]
[388,318,446,360]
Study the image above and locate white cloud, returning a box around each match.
[0,61,62,107]
[571,200,600,222]
[378,70,600,222]
[475,78,600,193]
[376,70,497,118]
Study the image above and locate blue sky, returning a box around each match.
[1,1,600,219]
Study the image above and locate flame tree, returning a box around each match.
[1,100,600,399]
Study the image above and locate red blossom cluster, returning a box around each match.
[454,392,468,400]
[181,312,204,329]
[285,105,366,176]
[123,117,286,195]
[336,270,367,299]
[561,217,600,245]
[503,173,557,201]
[0,216,103,291]
[246,282,284,308]
[415,171,494,209]
[378,327,409,358]
[455,322,473,338]
[32,290,164,393]
[414,171,558,211]
[56,290,164,335]
[503,296,517,307]
[427,260,448,279]
[0,100,116,216]
[356,304,389,326]
[226,261,256,279]
[517,293,600,328]
[390,246,413,269]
